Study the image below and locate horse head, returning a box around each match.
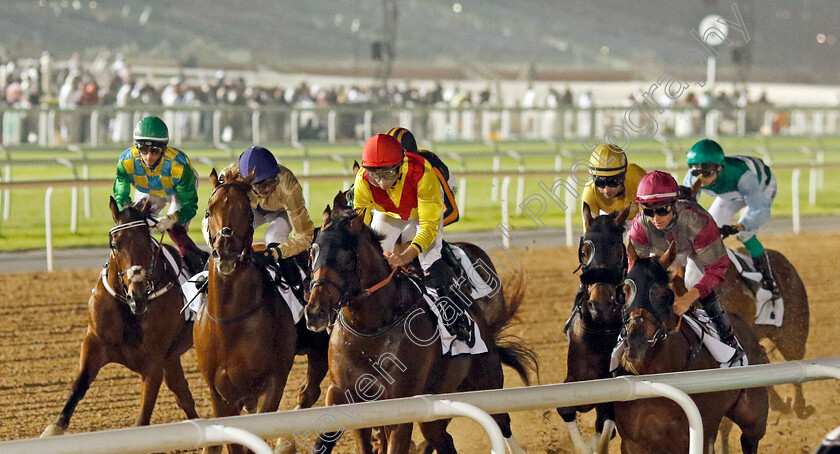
[108,196,158,315]
[577,205,629,325]
[621,241,678,364]
[206,168,255,276]
[305,191,389,332]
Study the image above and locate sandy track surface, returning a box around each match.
[1,232,839,453]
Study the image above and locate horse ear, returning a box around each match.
[659,241,677,269]
[582,203,593,231]
[615,204,631,227]
[109,196,120,222]
[690,178,703,198]
[322,205,332,225]
[626,241,638,267]
[349,208,367,232]
[243,169,256,186]
[352,160,361,174]
[133,197,153,215]
[209,168,219,189]
[333,190,347,210]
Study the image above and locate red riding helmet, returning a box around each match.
[635,171,679,204]
[362,133,404,167]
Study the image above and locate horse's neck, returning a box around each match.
[344,256,405,332]
[632,322,699,375]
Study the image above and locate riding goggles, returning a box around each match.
[366,165,401,180]
[593,175,625,188]
[642,204,674,217]
[689,164,718,177]
[136,141,166,155]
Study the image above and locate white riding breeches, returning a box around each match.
[254,209,292,245]
[707,178,777,242]
[370,210,443,271]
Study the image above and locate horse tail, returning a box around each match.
[495,334,540,386]
[493,268,539,385]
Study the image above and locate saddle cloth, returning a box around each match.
[159,244,194,321]
[726,248,784,327]
[448,244,495,299]
[609,309,748,373]
[419,287,488,357]
[180,266,306,324]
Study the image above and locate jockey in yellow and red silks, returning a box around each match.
[353,133,474,345]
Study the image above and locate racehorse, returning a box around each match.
[195,168,329,454]
[557,205,629,454]
[614,242,769,454]
[304,193,537,454]
[677,182,812,418]
[41,197,199,437]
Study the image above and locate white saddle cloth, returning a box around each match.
[725,248,784,327]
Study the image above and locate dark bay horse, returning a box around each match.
[305,195,537,454]
[42,198,198,437]
[557,205,629,454]
[614,243,768,454]
[195,168,329,454]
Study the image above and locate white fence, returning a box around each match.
[0,358,838,454]
[2,104,840,148]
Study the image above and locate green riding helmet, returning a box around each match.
[133,116,169,143]
[686,138,725,167]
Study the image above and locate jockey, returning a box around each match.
[113,116,208,275]
[581,144,646,231]
[683,139,780,303]
[629,171,744,364]
[353,133,474,345]
[212,146,315,267]
[386,127,460,226]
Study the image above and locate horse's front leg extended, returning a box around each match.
[42,332,109,437]
[162,358,199,419]
[298,346,329,409]
[135,364,164,426]
[386,423,414,454]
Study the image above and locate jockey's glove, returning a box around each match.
[249,246,282,267]
[719,224,739,239]
[155,213,178,232]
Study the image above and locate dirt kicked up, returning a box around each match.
[1,231,839,453]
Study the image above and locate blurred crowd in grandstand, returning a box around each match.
[0,52,788,112]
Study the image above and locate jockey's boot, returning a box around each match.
[700,291,745,366]
[426,259,475,347]
[752,252,782,300]
[183,249,210,276]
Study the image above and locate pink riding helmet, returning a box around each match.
[635,171,679,204]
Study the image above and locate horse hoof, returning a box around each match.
[275,436,297,454]
[769,396,793,414]
[40,424,64,437]
[795,404,816,419]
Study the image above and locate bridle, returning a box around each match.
[207,182,255,264]
[103,218,175,313]
[308,238,398,310]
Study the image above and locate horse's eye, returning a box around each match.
[579,240,594,265]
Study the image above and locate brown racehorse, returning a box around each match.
[558,206,630,454]
[41,197,199,437]
[305,194,537,454]
[615,243,769,454]
[671,247,812,418]
[196,168,329,454]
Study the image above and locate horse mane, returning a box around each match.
[327,208,387,253]
[587,214,625,237]
[217,167,253,194]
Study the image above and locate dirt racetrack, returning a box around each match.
[1,231,839,453]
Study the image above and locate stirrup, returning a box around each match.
[726,342,746,366]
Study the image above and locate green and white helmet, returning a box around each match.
[686,139,725,167]
[133,116,169,143]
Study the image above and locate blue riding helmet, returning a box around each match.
[238,146,281,183]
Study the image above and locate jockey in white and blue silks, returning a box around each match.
[682,138,780,303]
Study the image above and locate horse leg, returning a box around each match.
[593,403,616,454]
[726,388,768,454]
[792,383,816,419]
[202,389,240,454]
[719,418,733,454]
[417,421,455,454]
[135,364,164,426]
[312,385,348,454]
[42,333,109,437]
[489,413,526,454]
[557,408,591,454]
[354,427,375,454]
[766,385,792,414]
[162,358,199,419]
[297,346,329,409]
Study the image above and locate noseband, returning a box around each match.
[207,183,255,263]
[103,219,175,312]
